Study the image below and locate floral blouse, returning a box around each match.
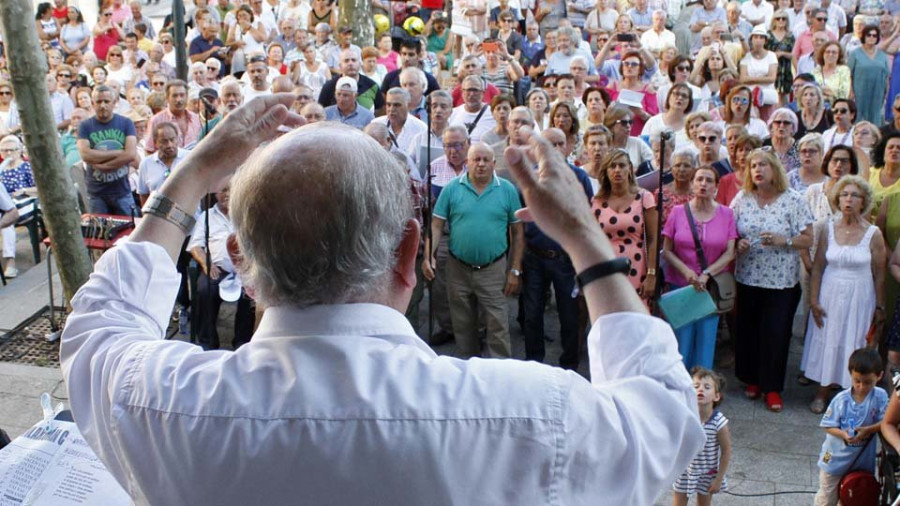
[730,189,814,289]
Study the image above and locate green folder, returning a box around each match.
[658,285,718,329]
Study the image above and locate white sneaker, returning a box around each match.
[3,267,17,279]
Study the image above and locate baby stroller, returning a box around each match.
[879,433,900,505]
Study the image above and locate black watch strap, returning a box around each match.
[575,258,632,289]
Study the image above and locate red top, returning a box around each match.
[52,6,68,20]
[93,29,121,61]
[451,82,501,107]
[715,172,742,207]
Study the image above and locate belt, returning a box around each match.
[449,251,506,270]
[527,245,567,260]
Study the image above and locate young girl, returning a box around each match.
[674,367,732,506]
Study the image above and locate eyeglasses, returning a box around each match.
[0,148,17,154]
[445,142,467,150]
[0,91,11,96]
[698,135,718,143]
[815,16,827,21]
[731,97,749,105]
[799,148,820,155]
[839,192,863,199]
[207,66,218,71]
[463,88,483,93]
[832,107,849,114]
[676,65,691,71]
[622,61,640,67]
[866,32,878,37]
[58,73,71,78]
[616,119,633,126]
[772,120,792,125]
[673,92,690,100]
[830,157,851,165]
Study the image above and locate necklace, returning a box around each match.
[829,127,852,148]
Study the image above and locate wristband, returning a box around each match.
[141,191,197,234]
[575,258,631,289]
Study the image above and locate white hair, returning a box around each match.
[230,124,413,308]
[400,67,427,89]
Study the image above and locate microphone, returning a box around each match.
[660,129,674,141]
[199,95,217,115]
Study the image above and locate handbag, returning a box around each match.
[838,436,880,505]
[684,203,736,313]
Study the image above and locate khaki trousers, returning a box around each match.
[446,255,511,358]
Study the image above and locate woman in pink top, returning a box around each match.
[662,166,738,369]
[376,33,400,73]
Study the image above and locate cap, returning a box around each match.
[218,272,243,302]
[199,87,219,101]
[338,25,353,33]
[336,76,358,93]
[750,24,767,37]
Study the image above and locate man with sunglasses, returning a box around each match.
[792,8,837,68]
[882,95,900,138]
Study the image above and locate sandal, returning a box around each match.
[797,374,812,386]
[809,397,827,414]
[765,392,783,413]
[744,384,761,400]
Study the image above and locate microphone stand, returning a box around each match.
[652,131,672,316]
[425,95,434,342]
[201,98,216,346]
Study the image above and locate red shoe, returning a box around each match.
[744,384,761,400]
[765,392,783,412]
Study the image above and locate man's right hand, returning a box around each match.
[208,264,222,281]
[422,255,436,281]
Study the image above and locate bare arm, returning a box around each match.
[809,222,828,327]
[882,393,900,452]
[708,425,731,494]
[77,138,120,164]
[640,205,659,297]
[872,231,887,311]
[504,221,525,296]
[422,215,445,281]
[0,207,19,229]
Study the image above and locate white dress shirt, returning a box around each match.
[136,148,189,196]
[372,114,428,160]
[61,241,704,506]
[186,205,234,269]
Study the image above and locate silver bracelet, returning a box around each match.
[141,192,197,234]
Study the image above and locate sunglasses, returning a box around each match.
[833,107,849,114]
[815,16,827,21]
[161,39,172,44]
[108,53,122,57]
[0,91,11,96]
[207,66,218,71]
[676,65,691,71]
[58,73,71,78]
[103,12,112,16]
[616,119,633,126]
[866,32,878,37]
[731,97,750,105]
[698,135,718,143]
[622,61,640,67]
[772,119,792,125]
[830,157,851,165]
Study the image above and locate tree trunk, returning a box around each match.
[0,0,92,301]
[339,0,374,48]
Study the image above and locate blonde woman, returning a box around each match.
[795,83,831,139]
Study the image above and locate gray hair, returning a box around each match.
[443,124,470,140]
[400,67,427,89]
[768,107,799,135]
[430,89,452,105]
[672,146,699,163]
[798,132,825,153]
[829,175,874,215]
[230,124,413,308]
[510,106,535,126]
[0,134,22,151]
[386,87,411,103]
[697,120,723,137]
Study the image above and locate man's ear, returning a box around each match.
[393,218,421,290]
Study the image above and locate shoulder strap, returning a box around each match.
[684,203,709,270]
[467,105,488,135]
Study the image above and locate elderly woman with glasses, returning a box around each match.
[695,121,725,169]
[732,148,814,412]
[591,149,659,303]
[765,107,801,173]
[0,135,35,279]
[662,163,738,369]
[803,176,884,413]
[849,25,890,125]
[811,42,850,100]
[791,133,827,192]
[604,105,652,169]
[718,84,769,140]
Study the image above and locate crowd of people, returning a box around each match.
[2,0,900,502]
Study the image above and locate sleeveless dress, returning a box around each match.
[591,189,656,295]
[673,410,728,495]
[801,222,877,389]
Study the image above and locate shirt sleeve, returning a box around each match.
[0,183,14,212]
[820,393,844,428]
[505,183,522,223]
[432,182,451,220]
[558,313,706,505]
[662,205,679,239]
[60,242,182,487]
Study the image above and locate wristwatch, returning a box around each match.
[509,269,522,277]
[786,238,793,248]
[646,268,656,276]
[141,192,197,234]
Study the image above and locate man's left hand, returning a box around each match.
[504,272,520,296]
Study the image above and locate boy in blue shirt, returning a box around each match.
[815,348,888,505]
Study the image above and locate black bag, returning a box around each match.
[0,427,11,450]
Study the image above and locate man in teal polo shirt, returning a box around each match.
[424,142,524,358]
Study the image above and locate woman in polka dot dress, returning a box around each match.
[591,149,659,304]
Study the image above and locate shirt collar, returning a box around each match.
[253,303,434,355]
[461,171,498,189]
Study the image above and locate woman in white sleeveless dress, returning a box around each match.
[803,175,886,414]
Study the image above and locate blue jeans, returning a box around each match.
[521,249,579,370]
[674,311,719,371]
[88,193,137,217]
